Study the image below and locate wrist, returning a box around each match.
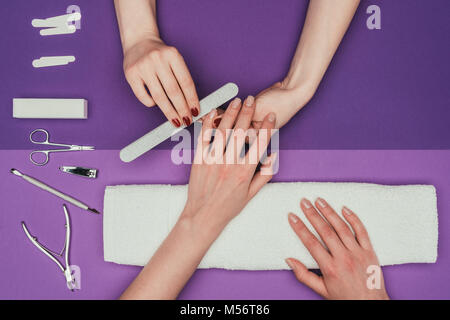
[179,205,228,241]
[122,32,162,55]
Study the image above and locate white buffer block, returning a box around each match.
[13,98,88,119]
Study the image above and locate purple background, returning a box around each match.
[0,149,449,299]
[0,0,449,149]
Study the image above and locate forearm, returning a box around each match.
[120,209,223,300]
[285,0,360,93]
[114,0,160,53]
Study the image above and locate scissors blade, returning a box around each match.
[79,146,95,150]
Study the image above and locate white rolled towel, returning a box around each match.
[103,182,438,269]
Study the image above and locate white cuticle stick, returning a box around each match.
[119,82,239,163]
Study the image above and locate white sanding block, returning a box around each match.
[13,98,87,119]
[120,83,239,163]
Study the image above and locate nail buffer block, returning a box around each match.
[120,82,239,163]
[13,98,87,119]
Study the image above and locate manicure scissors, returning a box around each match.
[29,129,95,166]
[21,205,77,291]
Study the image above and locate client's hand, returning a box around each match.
[286,198,389,300]
[120,96,277,300]
[182,96,278,231]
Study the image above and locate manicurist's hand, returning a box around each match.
[120,96,277,300]
[286,198,389,300]
[252,80,315,129]
[252,0,360,129]
[123,38,199,127]
[115,0,200,127]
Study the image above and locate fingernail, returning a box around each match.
[285,258,294,269]
[245,95,254,107]
[191,108,199,117]
[172,119,181,127]
[214,118,222,127]
[231,98,241,109]
[268,112,276,122]
[301,198,312,209]
[317,198,327,208]
[288,213,299,224]
[342,206,352,215]
[183,116,191,126]
[209,109,217,119]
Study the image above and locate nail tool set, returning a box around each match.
[14,8,96,291]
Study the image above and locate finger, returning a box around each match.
[246,112,276,169]
[156,63,192,126]
[300,198,345,255]
[314,198,359,251]
[288,212,332,267]
[168,50,200,117]
[342,206,373,251]
[213,98,242,153]
[234,96,256,130]
[145,74,181,127]
[194,109,216,164]
[229,96,257,162]
[247,152,277,199]
[126,75,155,107]
[285,258,328,298]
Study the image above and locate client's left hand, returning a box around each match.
[182,96,278,231]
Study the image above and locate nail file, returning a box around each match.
[120,82,239,163]
[32,56,76,68]
[32,12,81,36]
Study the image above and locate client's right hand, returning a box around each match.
[286,198,390,300]
[181,96,278,233]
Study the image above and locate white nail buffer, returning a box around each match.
[13,98,87,119]
[120,83,239,163]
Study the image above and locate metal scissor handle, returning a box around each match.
[30,150,50,166]
[29,128,51,145]
[29,129,94,166]
[29,129,61,166]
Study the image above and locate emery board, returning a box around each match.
[120,82,239,163]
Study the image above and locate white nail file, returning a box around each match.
[120,82,239,163]
[32,12,81,36]
[32,56,76,68]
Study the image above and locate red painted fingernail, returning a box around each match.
[214,118,221,127]
[191,108,199,117]
[183,116,191,126]
[172,119,181,127]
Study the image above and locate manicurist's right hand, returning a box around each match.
[123,38,200,127]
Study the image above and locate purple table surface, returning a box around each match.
[0,149,449,300]
[0,0,449,150]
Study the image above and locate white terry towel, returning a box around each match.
[103,182,438,269]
